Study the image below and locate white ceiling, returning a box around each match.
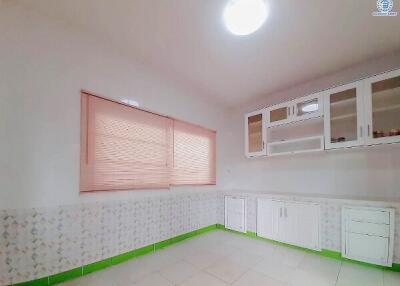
[15,0,400,107]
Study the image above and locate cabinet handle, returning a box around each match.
[368,125,370,137]
[263,141,265,150]
[284,207,287,218]
[360,126,363,137]
[280,207,282,218]
[292,106,295,115]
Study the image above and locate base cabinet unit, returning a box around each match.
[257,199,321,251]
[342,206,395,266]
[225,196,246,233]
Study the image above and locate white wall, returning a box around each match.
[220,52,400,200]
[0,4,228,209]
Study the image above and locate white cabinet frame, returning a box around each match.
[245,109,267,158]
[292,92,324,122]
[342,206,395,266]
[266,102,293,127]
[257,199,321,251]
[324,81,366,149]
[364,69,400,146]
[225,196,247,233]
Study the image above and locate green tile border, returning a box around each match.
[9,224,218,286]
[48,268,82,285]
[13,277,49,286]
[217,224,400,272]
[83,258,113,275]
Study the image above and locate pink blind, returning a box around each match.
[171,120,216,185]
[80,93,173,192]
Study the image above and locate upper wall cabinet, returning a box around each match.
[293,93,323,122]
[266,102,292,127]
[245,109,267,157]
[266,93,323,127]
[324,81,365,149]
[245,68,400,157]
[364,69,400,146]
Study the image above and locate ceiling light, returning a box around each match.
[302,103,319,113]
[223,0,269,36]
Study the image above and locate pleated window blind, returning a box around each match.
[80,93,173,192]
[80,92,216,192]
[171,120,216,186]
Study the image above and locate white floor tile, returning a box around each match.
[297,254,341,284]
[133,272,174,286]
[204,259,250,284]
[383,270,400,286]
[183,250,223,269]
[159,260,198,284]
[206,243,237,257]
[288,269,335,286]
[252,257,296,283]
[112,257,158,284]
[179,272,228,286]
[225,249,264,268]
[274,246,307,268]
[232,270,287,286]
[336,262,384,286]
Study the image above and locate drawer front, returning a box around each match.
[346,232,389,265]
[345,209,390,224]
[347,221,390,237]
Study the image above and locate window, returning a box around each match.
[80,92,216,192]
[172,120,216,186]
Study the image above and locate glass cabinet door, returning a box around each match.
[245,110,266,157]
[324,82,365,149]
[267,103,292,127]
[365,70,400,145]
[294,93,323,121]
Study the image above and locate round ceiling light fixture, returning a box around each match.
[223,0,269,36]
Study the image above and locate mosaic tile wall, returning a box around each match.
[221,192,400,263]
[0,190,219,285]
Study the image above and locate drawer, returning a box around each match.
[347,221,390,237]
[345,209,390,224]
[346,232,389,265]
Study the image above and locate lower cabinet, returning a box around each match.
[225,196,247,233]
[342,206,395,266]
[257,199,321,251]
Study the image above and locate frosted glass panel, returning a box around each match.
[297,98,319,117]
[270,107,288,123]
[268,137,323,155]
[329,88,358,144]
[248,114,263,153]
[371,76,400,138]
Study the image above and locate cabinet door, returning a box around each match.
[364,69,400,145]
[266,103,293,127]
[345,233,389,266]
[257,199,280,240]
[293,93,323,121]
[245,110,267,157]
[324,81,365,149]
[295,203,320,251]
[280,202,298,245]
[225,197,246,233]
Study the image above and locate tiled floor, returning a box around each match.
[60,230,400,286]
